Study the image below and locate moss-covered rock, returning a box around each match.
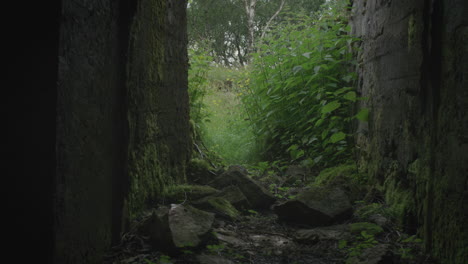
[163,184,220,203]
[311,163,368,203]
[187,158,215,184]
[216,185,251,210]
[137,204,215,252]
[209,166,276,209]
[349,222,384,236]
[192,196,240,220]
[273,186,353,226]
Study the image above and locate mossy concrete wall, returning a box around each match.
[55,0,189,263]
[351,0,467,263]
[126,0,190,218]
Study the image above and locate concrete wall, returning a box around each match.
[351,0,468,263]
[55,0,189,263]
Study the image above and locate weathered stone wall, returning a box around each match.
[55,0,189,263]
[126,0,190,218]
[351,0,467,263]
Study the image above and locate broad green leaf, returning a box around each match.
[315,118,325,127]
[355,108,369,121]
[334,87,352,95]
[321,100,341,114]
[342,74,353,83]
[330,132,346,143]
[321,129,329,139]
[314,66,321,74]
[266,110,275,118]
[292,65,303,74]
[287,144,298,151]
[313,155,323,163]
[343,91,357,101]
[302,52,312,58]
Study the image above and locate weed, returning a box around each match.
[206,243,226,255]
[242,4,362,167]
[340,231,378,259]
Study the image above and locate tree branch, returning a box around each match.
[260,0,286,40]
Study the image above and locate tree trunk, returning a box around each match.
[243,0,257,60]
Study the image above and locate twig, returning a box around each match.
[178,191,188,205]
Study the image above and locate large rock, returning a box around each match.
[187,158,217,184]
[295,224,351,244]
[208,165,275,209]
[137,204,214,252]
[273,186,352,226]
[283,165,310,185]
[216,185,251,210]
[196,254,234,264]
[192,196,240,220]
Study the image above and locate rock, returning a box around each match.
[349,222,384,236]
[208,165,275,209]
[216,185,251,210]
[137,204,214,252]
[187,158,216,184]
[283,165,309,185]
[368,214,389,227]
[213,229,246,248]
[295,224,351,244]
[248,233,294,255]
[273,186,353,226]
[196,254,235,264]
[192,196,240,220]
[347,244,393,264]
[228,164,249,174]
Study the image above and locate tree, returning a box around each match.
[188,0,325,66]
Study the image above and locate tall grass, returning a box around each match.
[189,57,260,165]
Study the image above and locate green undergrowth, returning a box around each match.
[188,53,261,165]
[200,67,260,165]
[241,1,365,168]
[309,162,368,202]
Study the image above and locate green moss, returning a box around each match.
[126,0,190,218]
[355,203,385,219]
[163,184,219,203]
[197,197,240,220]
[311,163,368,202]
[350,222,384,236]
[315,163,359,185]
[187,158,215,184]
[408,13,416,50]
[188,158,212,171]
[383,166,414,227]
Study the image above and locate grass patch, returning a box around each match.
[199,67,260,165]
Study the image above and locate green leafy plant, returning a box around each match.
[182,249,194,255]
[188,48,211,135]
[145,255,172,264]
[206,243,226,255]
[241,1,363,168]
[195,66,261,165]
[269,183,295,199]
[158,255,172,264]
[247,209,259,216]
[340,231,378,258]
[397,235,423,260]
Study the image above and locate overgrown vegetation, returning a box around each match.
[188,57,260,165]
[241,1,365,168]
[188,0,365,171]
